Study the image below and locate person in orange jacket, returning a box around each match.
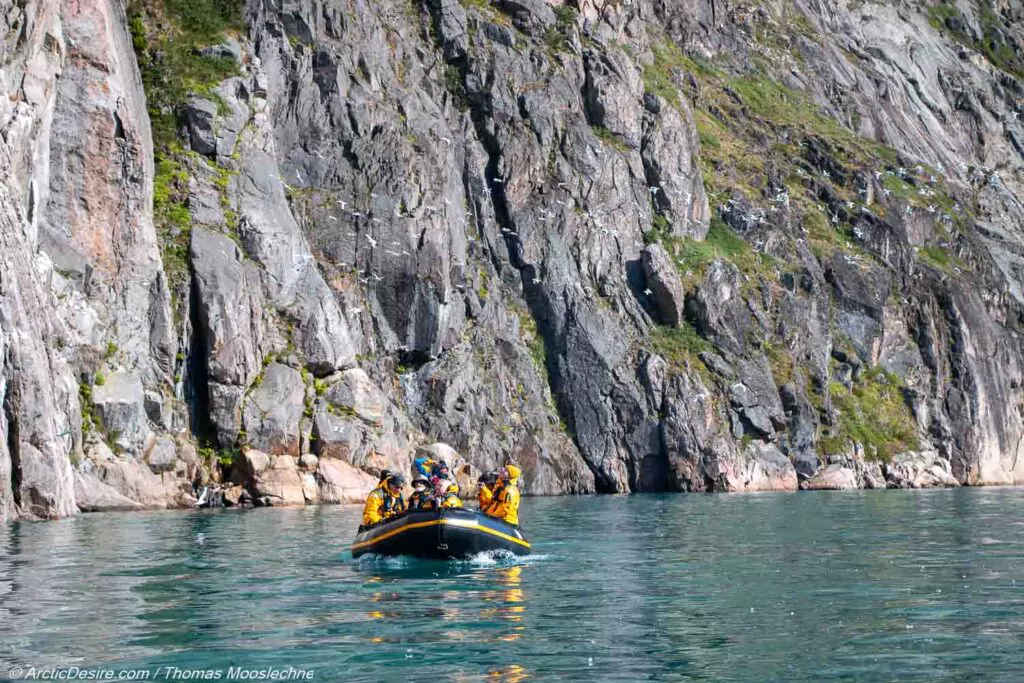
[484,464,521,526]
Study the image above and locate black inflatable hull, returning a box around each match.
[351,508,531,559]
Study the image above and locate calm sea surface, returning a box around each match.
[1,489,1023,681]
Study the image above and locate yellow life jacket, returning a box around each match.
[477,483,493,509]
[485,481,519,526]
[361,486,405,526]
[440,492,463,509]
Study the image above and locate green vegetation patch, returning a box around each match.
[819,367,919,462]
[647,322,717,386]
[656,217,772,287]
[544,4,576,55]
[591,125,630,152]
[129,0,244,148]
[928,1,1024,79]
[517,307,547,373]
[79,383,96,435]
[641,40,713,110]
[129,0,245,317]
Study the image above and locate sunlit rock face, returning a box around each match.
[2,0,1024,520]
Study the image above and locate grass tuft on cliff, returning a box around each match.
[927,1,1024,80]
[820,367,919,462]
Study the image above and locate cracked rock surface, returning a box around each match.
[1,0,1024,520]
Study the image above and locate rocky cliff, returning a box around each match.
[1,0,1022,521]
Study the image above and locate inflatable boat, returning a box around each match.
[351,508,531,559]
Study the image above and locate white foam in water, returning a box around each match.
[353,553,411,569]
[459,551,551,567]
[350,551,551,571]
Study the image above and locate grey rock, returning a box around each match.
[242,363,306,456]
[237,449,306,505]
[191,226,269,446]
[779,383,818,469]
[145,437,177,474]
[191,227,267,387]
[884,451,960,489]
[8,0,1024,522]
[724,442,798,492]
[428,0,469,60]
[144,390,172,431]
[74,470,145,512]
[200,38,243,63]
[642,243,686,326]
[95,456,171,508]
[214,80,250,159]
[91,372,150,455]
[804,463,860,491]
[317,457,377,504]
[324,369,385,426]
[584,47,644,146]
[686,261,752,355]
[312,408,368,463]
[641,97,709,237]
[37,0,175,388]
[493,0,556,29]
[184,98,219,157]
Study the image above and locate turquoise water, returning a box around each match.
[1,489,1023,681]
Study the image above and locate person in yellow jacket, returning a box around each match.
[439,482,464,509]
[361,474,406,527]
[485,465,521,526]
[477,471,498,509]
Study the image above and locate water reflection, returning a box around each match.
[1,491,1023,681]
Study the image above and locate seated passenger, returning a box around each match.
[477,470,498,510]
[484,465,521,526]
[361,474,406,527]
[431,461,452,482]
[439,482,464,509]
[412,455,436,479]
[407,477,431,510]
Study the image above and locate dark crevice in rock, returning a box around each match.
[25,181,34,228]
[453,51,584,466]
[4,361,21,510]
[113,111,126,141]
[185,270,214,443]
[397,348,432,371]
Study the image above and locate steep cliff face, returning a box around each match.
[0,0,1022,520]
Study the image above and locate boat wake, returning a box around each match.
[458,551,550,567]
[351,551,550,573]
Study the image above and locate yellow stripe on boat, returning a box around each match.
[351,517,532,551]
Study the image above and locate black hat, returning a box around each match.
[387,474,406,488]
